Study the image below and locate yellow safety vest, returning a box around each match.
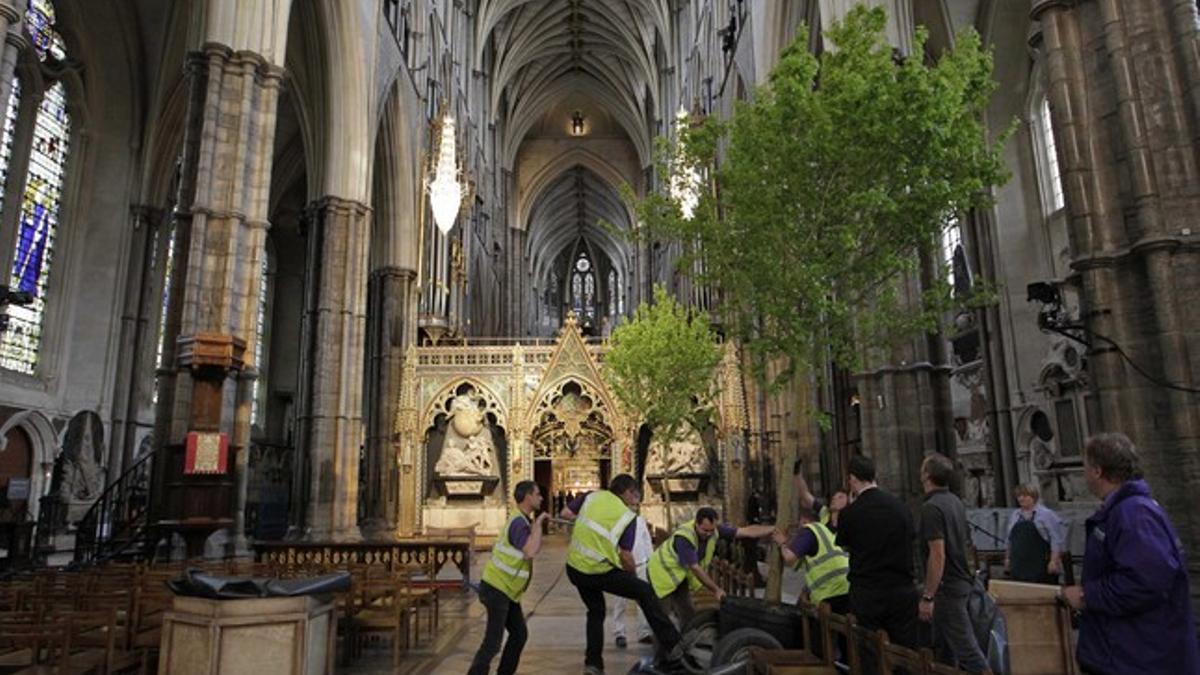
[566,491,636,575]
[792,521,850,605]
[648,521,716,598]
[481,511,534,602]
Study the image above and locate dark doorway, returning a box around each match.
[535,459,553,533]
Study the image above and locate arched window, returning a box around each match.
[152,224,177,405]
[607,269,617,317]
[0,0,75,374]
[942,215,970,294]
[1034,96,1065,214]
[572,252,594,320]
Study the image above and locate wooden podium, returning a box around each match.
[989,580,1077,675]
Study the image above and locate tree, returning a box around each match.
[641,7,1007,379]
[603,285,724,528]
[629,7,1011,596]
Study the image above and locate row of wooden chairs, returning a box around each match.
[1,555,446,671]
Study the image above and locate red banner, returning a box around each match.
[184,431,228,475]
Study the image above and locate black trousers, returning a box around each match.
[665,583,695,627]
[850,585,921,649]
[467,581,528,675]
[566,564,681,670]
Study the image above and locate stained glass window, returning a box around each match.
[607,270,616,317]
[0,2,73,374]
[251,252,269,426]
[1039,97,1065,212]
[571,273,582,312]
[0,81,70,374]
[26,0,67,62]
[942,216,962,287]
[152,225,177,404]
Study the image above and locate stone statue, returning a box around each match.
[435,395,499,476]
[644,435,710,476]
[60,411,104,502]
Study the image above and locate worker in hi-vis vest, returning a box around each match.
[647,507,776,625]
[774,505,851,613]
[468,480,549,675]
[774,504,851,661]
[560,474,684,675]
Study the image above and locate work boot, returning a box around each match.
[584,665,605,675]
[651,644,688,674]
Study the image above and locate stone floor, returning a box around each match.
[349,534,657,674]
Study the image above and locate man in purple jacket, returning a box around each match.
[1062,433,1199,675]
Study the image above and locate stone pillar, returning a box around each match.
[395,345,419,536]
[507,226,526,336]
[362,266,416,538]
[1032,0,1200,602]
[0,1,24,138]
[152,43,283,555]
[109,206,166,478]
[854,267,955,505]
[296,196,371,541]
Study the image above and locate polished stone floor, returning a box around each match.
[349,534,657,674]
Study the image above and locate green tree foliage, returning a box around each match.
[603,285,724,449]
[633,6,1011,384]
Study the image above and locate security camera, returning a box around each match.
[1026,281,1061,306]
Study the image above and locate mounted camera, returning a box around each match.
[1027,281,1065,331]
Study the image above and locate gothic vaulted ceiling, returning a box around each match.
[477,0,671,168]
[477,0,670,293]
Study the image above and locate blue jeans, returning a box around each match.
[467,581,528,675]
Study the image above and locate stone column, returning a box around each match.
[108,205,166,478]
[362,265,416,538]
[854,266,956,505]
[507,225,526,336]
[1033,0,1200,602]
[395,345,420,536]
[152,43,283,555]
[0,1,24,133]
[296,196,371,541]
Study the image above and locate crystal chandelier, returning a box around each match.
[670,107,701,220]
[428,111,464,234]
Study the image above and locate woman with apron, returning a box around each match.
[1004,483,1067,584]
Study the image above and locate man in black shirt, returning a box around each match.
[834,454,920,649]
[919,453,991,674]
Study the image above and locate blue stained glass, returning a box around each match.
[0,80,70,374]
[26,0,66,62]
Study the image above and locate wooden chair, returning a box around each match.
[922,649,973,675]
[128,584,172,651]
[59,607,147,674]
[819,606,861,673]
[0,617,75,674]
[349,577,412,669]
[875,629,925,675]
[395,564,439,643]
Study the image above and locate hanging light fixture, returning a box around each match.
[428,110,464,234]
[670,106,701,220]
[571,110,585,136]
